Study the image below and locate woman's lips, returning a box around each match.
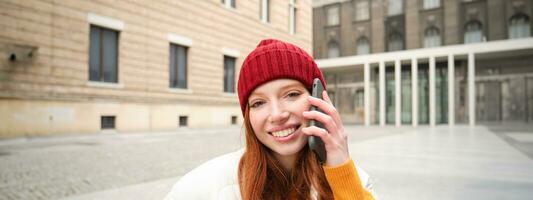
[269,125,301,143]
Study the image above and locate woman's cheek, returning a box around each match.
[249,110,267,131]
[297,97,311,112]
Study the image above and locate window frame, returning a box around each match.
[179,115,188,127]
[463,20,483,44]
[169,43,188,89]
[289,0,297,34]
[356,37,370,55]
[89,25,119,83]
[327,40,340,58]
[101,116,116,130]
[387,32,404,51]
[387,0,404,16]
[223,55,236,93]
[354,0,370,21]
[423,0,440,10]
[326,5,340,26]
[221,0,236,9]
[508,13,531,39]
[260,0,270,23]
[423,26,442,47]
[231,115,238,125]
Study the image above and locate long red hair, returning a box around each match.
[238,106,333,200]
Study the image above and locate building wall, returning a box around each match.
[0,99,239,138]
[313,0,533,57]
[0,0,313,138]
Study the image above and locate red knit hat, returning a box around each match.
[237,39,327,115]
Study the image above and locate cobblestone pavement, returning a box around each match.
[0,125,403,200]
[0,127,245,200]
[1,125,532,200]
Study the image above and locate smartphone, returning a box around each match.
[308,78,327,164]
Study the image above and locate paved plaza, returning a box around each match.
[0,125,532,200]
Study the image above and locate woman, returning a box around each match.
[165,39,374,200]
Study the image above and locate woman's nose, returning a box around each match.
[268,104,289,124]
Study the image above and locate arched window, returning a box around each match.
[464,20,483,44]
[328,41,340,58]
[356,37,370,55]
[387,32,404,51]
[424,26,441,47]
[509,13,531,39]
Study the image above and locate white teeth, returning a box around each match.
[271,127,296,138]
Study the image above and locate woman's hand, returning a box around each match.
[301,90,350,167]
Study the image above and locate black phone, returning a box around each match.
[308,78,327,164]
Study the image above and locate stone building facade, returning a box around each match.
[313,0,533,125]
[0,0,311,138]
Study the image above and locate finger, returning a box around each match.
[301,126,333,146]
[308,96,342,127]
[303,110,338,136]
[321,91,343,125]
[322,90,333,105]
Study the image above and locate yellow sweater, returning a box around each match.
[322,159,374,200]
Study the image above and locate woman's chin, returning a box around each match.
[270,137,308,157]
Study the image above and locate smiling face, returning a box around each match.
[247,79,311,161]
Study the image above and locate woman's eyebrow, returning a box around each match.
[279,83,303,91]
[248,92,265,100]
[249,83,302,100]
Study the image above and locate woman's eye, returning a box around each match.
[250,101,265,108]
[287,92,301,98]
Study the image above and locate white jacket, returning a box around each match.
[164,149,373,200]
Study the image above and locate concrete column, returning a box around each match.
[411,58,418,127]
[379,60,385,126]
[448,54,455,126]
[395,60,401,127]
[364,62,370,126]
[429,56,436,126]
[468,52,476,126]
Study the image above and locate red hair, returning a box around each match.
[238,106,333,200]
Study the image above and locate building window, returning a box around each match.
[387,0,403,16]
[101,116,116,129]
[224,56,236,93]
[387,32,404,51]
[89,25,119,83]
[509,14,531,39]
[356,89,364,107]
[423,0,440,10]
[179,115,188,127]
[356,37,370,55]
[169,44,187,89]
[327,41,340,58]
[260,0,270,23]
[221,0,236,9]
[355,0,370,21]
[231,116,237,125]
[424,26,441,47]
[464,20,483,44]
[289,0,297,34]
[326,6,340,26]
